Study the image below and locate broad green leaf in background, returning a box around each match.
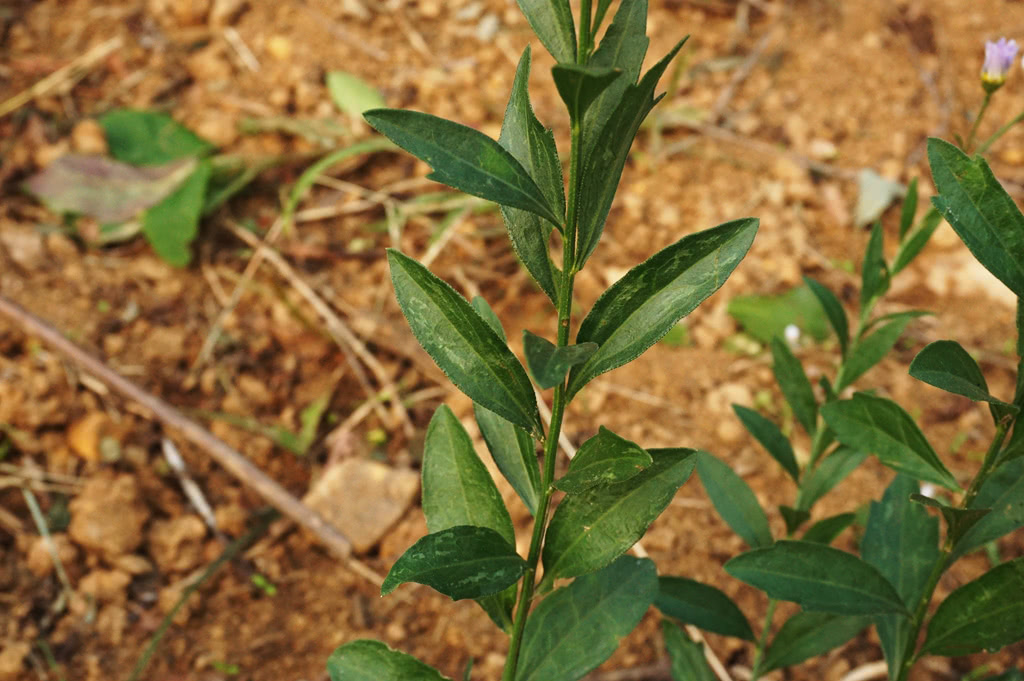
[388,250,541,435]
[552,64,622,121]
[474,405,540,516]
[758,612,871,674]
[381,525,526,600]
[326,70,386,118]
[568,218,758,399]
[952,457,1024,560]
[100,109,214,165]
[860,221,889,312]
[422,405,514,544]
[499,47,565,303]
[821,393,959,490]
[771,337,818,436]
[837,311,928,391]
[910,494,990,549]
[328,640,451,681]
[554,426,652,494]
[804,276,849,356]
[661,620,716,681]
[928,138,1024,298]
[575,38,687,266]
[141,159,211,266]
[727,284,831,346]
[899,177,919,240]
[516,556,657,681]
[514,0,576,64]
[523,331,598,390]
[802,513,856,545]
[861,475,940,677]
[855,169,904,229]
[696,451,773,549]
[725,540,908,616]
[891,207,943,275]
[733,405,800,481]
[542,448,697,581]
[986,671,1024,681]
[921,557,1024,656]
[365,109,560,227]
[795,447,867,512]
[910,340,1017,424]
[23,155,196,225]
[655,576,755,640]
[584,0,649,162]
[780,505,812,535]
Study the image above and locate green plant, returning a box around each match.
[327,1,758,680]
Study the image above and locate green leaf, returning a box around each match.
[388,250,540,434]
[795,447,866,512]
[921,557,1024,656]
[899,177,919,240]
[365,109,560,227]
[733,405,799,482]
[584,0,649,164]
[552,64,622,121]
[910,494,991,548]
[759,612,871,673]
[891,206,942,275]
[861,475,940,678]
[910,341,1017,424]
[803,276,849,356]
[516,556,657,681]
[928,137,1024,298]
[470,296,506,340]
[771,337,818,437]
[514,0,576,64]
[523,331,598,390]
[662,620,716,681]
[696,451,773,549]
[328,640,451,681]
[554,426,652,494]
[100,109,214,165]
[381,525,526,600]
[592,0,617,38]
[499,47,565,304]
[142,160,211,267]
[838,311,928,391]
[724,540,908,616]
[475,404,540,516]
[820,393,959,490]
[422,405,514,543]
[23,155,198,225]
[542,448,697,581]
[656,576,755,640]
[727,285,831,345]
[576,38,687,266]
[802,513,856,544]
[326,71,385,118]
[568,218,758,399]
[780,505,812,535]
[860,222,889,312]
[952,457,1024,560]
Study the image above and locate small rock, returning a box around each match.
[78,569,131,603]
[706,382,754,415]
[214,503,248,535]
[68,473,149,559]
[67,411,110,463]
[208,0,247,26]
[0,224,45,269]
[808,137,837,160]
[236,374,273,406]
[192,112,237,147]
[25,533,78,578]
[95,604,128,646]
[475,13,500,42]
[33,140,69,168]
[158,582,199,625]
[303,459,420,553]
[110,554,154,575]
[148,515,207,573]
[0,641,30,681]
[186,44,232,82]
[70,120,108,155]
[265,35,292,61]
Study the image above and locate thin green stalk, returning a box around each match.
[978,109,1024,154]
[749,598,778,680]
[966,91,993,153]
[579,0,593,63]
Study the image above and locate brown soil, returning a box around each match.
[1,1,1023,680]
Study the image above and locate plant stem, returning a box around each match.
[749,598,778,681]
[978,109,1024,154]
[893,421,1009,681]
[966,91,993,153]
[501,106,584,681]
[579,0,593,63]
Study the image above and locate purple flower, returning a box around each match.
[982,38,1019,91]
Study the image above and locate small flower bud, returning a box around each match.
[981,38,1019,92]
